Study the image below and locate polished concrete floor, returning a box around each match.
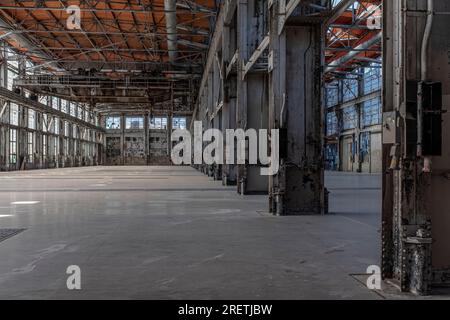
[0,166,383,299]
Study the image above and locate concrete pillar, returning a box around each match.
[236,0,248,193]
[268,10,324,215]
[144,110,149,165]
[167,85,174,158]
[242,73,269,194]
[235,0,270,194]
[222,80,238,185]
[120,113,125,165]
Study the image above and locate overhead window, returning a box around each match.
[78,106,83,120]
[28,109,36,129]
[61,100,68,113]
[10,103,19,126]
[150,117,167,129]
[52,97,59,110]
[326,112,338,136]
[106,116,121,130]
[342,78,358,103]
[70,103,76,116]
[42,114,48,132]
[361,97,381,127]
[39,96,48,105]
[126,116,144,129]
[342,106,357,130]
[7,62,17,91]
[173,117,187,130]
[363,63,382,95]
[325,82,339,108]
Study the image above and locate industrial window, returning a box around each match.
[326,112,338,136]
[52,97,59,110]
[7,66,17,91]
[342,106,357,130]
[325,144,339,171]
[360,132,370,162]
[28,132,34,163]
[54,118,60,135]
[363,64,382,95]
[9,129,17,165]
[63,139,69,156]
[61,100,68,113]
[78,107,83,120]
[173,117,187,129]
[150,117,167,129]
[106,116,121,130]
[342,78,358,103]
[10,103,19,126]
[64,121,70,137]
[73,125,78,139]
[126,116,144,129]
[43,135,47,158]
[54,137,59,157]
[361,97,381,127]
[70,103,76,116]
[28,109,36,129]
[42,114,48,132]
[325,82,339,108]
[39,96,48,105]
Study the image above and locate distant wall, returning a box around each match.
[102,114,189,166]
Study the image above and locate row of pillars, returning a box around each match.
[195,0,326,216]
[194,0,450,295]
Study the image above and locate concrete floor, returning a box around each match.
[0,166,383,299]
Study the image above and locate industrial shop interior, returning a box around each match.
[0,0,449,301]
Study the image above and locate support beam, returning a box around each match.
[325,32,382,73]
[0,15,63,71]
[269,10,325,215]
[382,0,450,294]
[0,87,103,132]
[243,35,270,78]
[324,0,358,26]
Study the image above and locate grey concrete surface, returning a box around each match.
[0,166,382,299]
